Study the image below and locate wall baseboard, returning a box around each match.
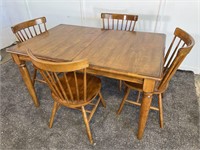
[179,65,200,74]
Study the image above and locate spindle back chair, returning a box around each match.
[11,17,47,42]
[117,27,195,128]
[11,17,47,85]
[158,27,195,91]
[27,49,106,144]
[101,13,138,31]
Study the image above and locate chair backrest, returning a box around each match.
[27,49,89,103]
[11,17,47,42]
[158,27,195,91]
[101,13,138,31]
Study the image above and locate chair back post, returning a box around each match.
[158,28,195,91]
[27,49,89,102]
[11,17,47,42]
[83,68,87,101]
[101,13,138,31]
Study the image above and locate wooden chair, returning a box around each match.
[101,13,138,31]
[27,49,106,144]
[117,27,195,128]
[11,17,47,85]
[101,13,138,90]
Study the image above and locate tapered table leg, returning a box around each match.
[137,79,155,139]
[11,54,39,107]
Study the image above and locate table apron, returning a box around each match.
[14,54,159,85]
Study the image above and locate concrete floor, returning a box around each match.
[0,45,14,65]
[194,75,200,107]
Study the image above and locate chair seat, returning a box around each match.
[124,80,167,94]
[52,72,101,108]
[124,81,143,91]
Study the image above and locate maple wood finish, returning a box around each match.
[101,13,138,90]
[11,17,47,42]
[11,17,47,85]
[11,54,39,106]
[27,49,106,144]
[7,24,166,140]
[117,28,195,129]
[101,13,138,31]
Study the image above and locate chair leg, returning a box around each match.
[158,94,163,128]
[81,106,93,144]
[161,92,164,98]
[136,91,141,103]
[32,68,37,85]
[119,80,122,91]
[49,101,60,128]
[117,87,130,115]
[99,92,106,108]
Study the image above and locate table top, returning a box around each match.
[7,24,166,80]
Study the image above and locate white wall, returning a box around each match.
[158,0,200,74]
[1,0,199,74]
[0,0,15,48]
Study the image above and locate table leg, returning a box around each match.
[11,54,39,107]
[137,79,155,139]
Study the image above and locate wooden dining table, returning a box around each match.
[7,24,166,140]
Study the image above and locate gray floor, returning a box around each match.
[0,57,199,149]
[0,45,14,65]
